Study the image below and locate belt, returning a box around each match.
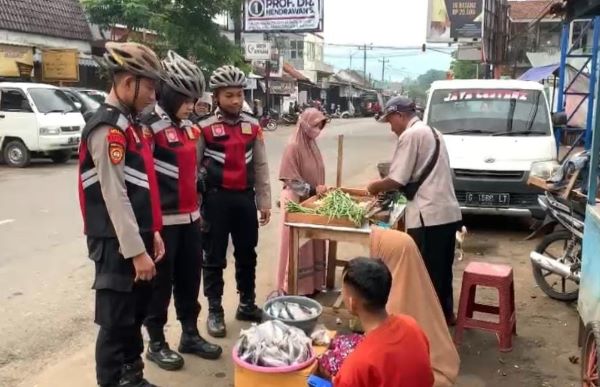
[162,210,201,226]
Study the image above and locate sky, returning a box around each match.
[321,0,453,80]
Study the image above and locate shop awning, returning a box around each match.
[518,64,559,81]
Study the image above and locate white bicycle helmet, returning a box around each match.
[209,65,246,90]
[162,50,205,99]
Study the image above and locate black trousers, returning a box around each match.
[88,234,153,387]
[202,189,259,313]
[407,221,459,318]
[144,220,202,341]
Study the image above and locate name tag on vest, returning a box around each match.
[165,128,179,143]
[241,122,252,135]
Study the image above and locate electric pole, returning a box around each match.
[357,44,373,82]
[379,57,389,82]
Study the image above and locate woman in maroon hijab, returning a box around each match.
[276,108,329,295]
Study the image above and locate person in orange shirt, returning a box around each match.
[334,257,434,387]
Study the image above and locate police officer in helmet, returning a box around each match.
[141,51,222,372]
[78,42,165,387]
[197,65,272,338]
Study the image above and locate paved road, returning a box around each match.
[0,117,394,386]
[0,117,581,387]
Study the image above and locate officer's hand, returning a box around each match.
[259,209,271,226]
[153,231,165,263]
[132,252,156,282]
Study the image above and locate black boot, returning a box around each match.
[118,360,158,387]
[145,341,184,371]
[178,321,223,359]
[235,303,263,322]
[206,312,226,338]
[206,300,226,338]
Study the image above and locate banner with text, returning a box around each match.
[42,49,79,82]
[427,0,483,43]
[244,0,323,32]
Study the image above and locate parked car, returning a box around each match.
[0,82,85,167]
[424,79,558,219]
[75,88,107,103]
[62,87,101,121]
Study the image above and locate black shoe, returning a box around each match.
[206,312,226,338]
[178,331,223,360]
[235,303,263,322]
[118,379,157,387]
[118,361,157,387]
[145,341,184,371]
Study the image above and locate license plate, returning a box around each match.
[465,192,510,207]
[68,137,80,145]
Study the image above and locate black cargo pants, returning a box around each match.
[144,219,202,341]
[88,233,153,387]
[408,221,460,319]
[202,189,259,314]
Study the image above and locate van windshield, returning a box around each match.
[428,89,551,136]
[28,88,77,114]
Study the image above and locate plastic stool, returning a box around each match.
[454,261,517,352]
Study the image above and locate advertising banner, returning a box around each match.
[0,44,33,77]
[244,0,323,32]
[427,0,483,42]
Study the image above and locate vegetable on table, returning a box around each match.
[286,189,367,226]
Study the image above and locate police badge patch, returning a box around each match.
[107,128,126,164]
[211,124,226,137]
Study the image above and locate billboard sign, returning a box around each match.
[244,0,324,32]
[426,0,483,43]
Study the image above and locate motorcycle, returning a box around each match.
[281,112,299,125]
[529,191,584,301]
[260,109,279,132]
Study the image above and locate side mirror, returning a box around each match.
[552,112,567,127]
[20,100,33,112]
[74,101,83,111]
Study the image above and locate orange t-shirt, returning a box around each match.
[333,315,434,387]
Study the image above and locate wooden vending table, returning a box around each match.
[285,205,406,296]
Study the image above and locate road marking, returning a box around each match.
[0,219,15,226]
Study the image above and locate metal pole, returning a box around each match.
[557,23,569,114]
[265,34,271,116]
[363,44,367,80]
[585,17,600,149]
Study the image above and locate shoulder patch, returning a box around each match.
[107,128,126,164]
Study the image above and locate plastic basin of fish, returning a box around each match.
[232,344,316,373]
[262,296,323,335]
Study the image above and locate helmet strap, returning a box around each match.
[132,76,141,112]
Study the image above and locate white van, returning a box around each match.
[424,79,559,218]
[0,82,85,167]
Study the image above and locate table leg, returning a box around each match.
[288,226,300,295]
[326,241,338,289]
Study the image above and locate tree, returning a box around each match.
[82,0,244,74]
[402,70,447,103]
[451,60,479,79]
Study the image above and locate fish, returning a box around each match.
[236,320,313,367]
[266,301,319,321]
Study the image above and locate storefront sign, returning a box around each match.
[0,44,33,77]
[426,0,483,43]
[245,41,271,60]
[244,0,324,32]
[269,80,296,95]
[42,49,79,82]
[441,90,531,102]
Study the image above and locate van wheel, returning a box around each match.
[3,140,31,168]
[50,150,72,164]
